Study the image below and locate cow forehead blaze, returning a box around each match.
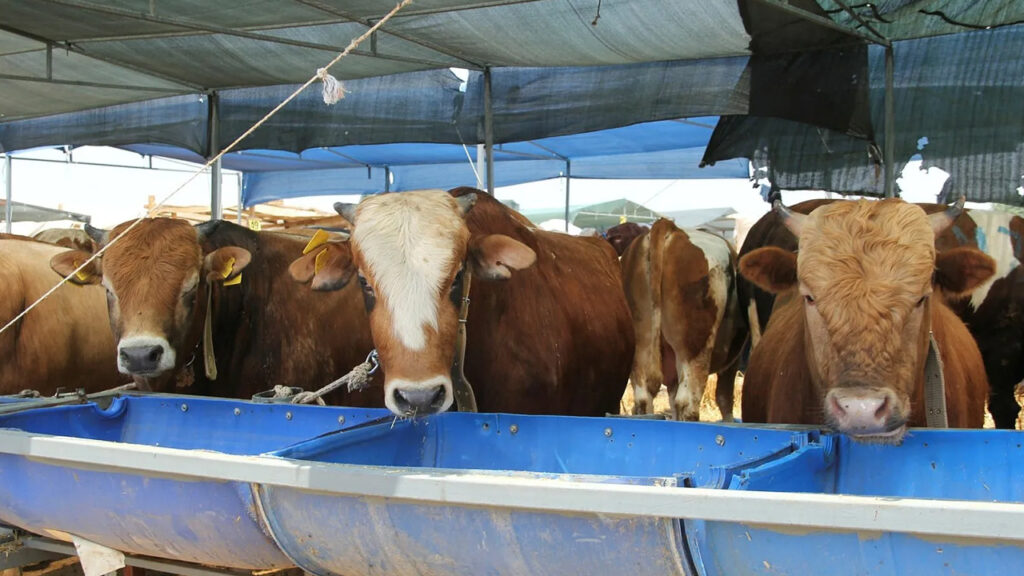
[351,190,469,351]
[103,219,202,302]
[797,200,935,303]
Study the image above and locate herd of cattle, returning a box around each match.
[2,187,1021,444]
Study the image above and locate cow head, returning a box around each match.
[604,222,648,257]
[49,218,250,389]
[740,198,994,443]
[290,189,536,416]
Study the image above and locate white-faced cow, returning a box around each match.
[1,238,125,394]
[290,187,634,416]
[620,218,746,421]
[740,199,992,443]
[51,219,380,405]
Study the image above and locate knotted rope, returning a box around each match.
[0,0,414,340]
[268,350,380,405]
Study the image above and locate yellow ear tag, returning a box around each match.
[303,229,330,255]
[73,260,92,283]
[314,247,329,275]
[221,257,243,286]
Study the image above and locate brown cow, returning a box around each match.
[290,187,634,416]
[50,219,380,404]
[621,219,746,421]
[1,238,126,395]
[604,222,649,257]
[741,201,1024,429]
[739,199,993,443]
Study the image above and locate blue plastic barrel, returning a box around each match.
[688,429,1024,576]
[258,412,816,576]
[0,395,388,570]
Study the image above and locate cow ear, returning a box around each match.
[204,246,252,285]
[289,241,355,291]
[50,250,102,285]
[468,234,536,281]
[739,247,798,293]
[934,247,996,297]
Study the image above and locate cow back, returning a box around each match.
[0,239,125,394]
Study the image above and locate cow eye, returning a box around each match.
[804,294,816,305]
[916,295,928,308]
[358,274,374,295]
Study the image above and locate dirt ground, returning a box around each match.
[619,373,742,421]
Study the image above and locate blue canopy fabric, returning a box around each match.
[123,118,748,206]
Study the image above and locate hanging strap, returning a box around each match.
[924,332,948,428]
[451,271,478,412]
[202,285,218,381]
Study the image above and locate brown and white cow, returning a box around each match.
[741,200,1024,429]
[34,228,95,253]
[620,218,746,421]
[1,238,126,395]
[290,187,634,416]
[739,198,993,443]
[51,218,380,405]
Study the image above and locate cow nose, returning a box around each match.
[392,386,447,415]
[825,388,896,435]
[119,345,165,374]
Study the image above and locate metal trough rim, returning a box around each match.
[0,428,1022,543]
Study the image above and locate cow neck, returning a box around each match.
[923,331,948,427]
[175,279,215,389]
[450,268,477,412]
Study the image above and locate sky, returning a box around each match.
[1,145,956,236]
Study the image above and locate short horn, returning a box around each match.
[84,222,109,245]
[773,200,806,238]
[929,195,966,236]
[194,220,221,241]
[455,193,477,216]
[334,202,359,225]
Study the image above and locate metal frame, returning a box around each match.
[36,0,454,71]
[1,428,1022,543]
[0,529,251,576]
[483,68,495,194]
[749,0,898,197]
[3,154,11,234]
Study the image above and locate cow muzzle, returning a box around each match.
[385,376,453,416]
[825,387,907,443]
[117,335,177,376]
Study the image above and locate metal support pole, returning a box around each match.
[564,160,571,233]
[475,144,485,189]
[207,92,223,219]
[483,68,494,194]
[384,166,391,193]
[884,45,896,198]
[4,155,12,234]
[235,173,243,225]
[211,158,223,219]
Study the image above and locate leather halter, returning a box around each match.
[450,270,477,412]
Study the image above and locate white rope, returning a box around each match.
[0,0,414,339]
[290,351,378,405]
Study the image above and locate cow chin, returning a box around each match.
[384,376,454,416]
[848,424,909,445]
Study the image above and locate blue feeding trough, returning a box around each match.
[690,430,1024,576]
[0,395,389,570]
[257,412,816,576]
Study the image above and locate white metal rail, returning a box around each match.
[0,429,1022,543]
